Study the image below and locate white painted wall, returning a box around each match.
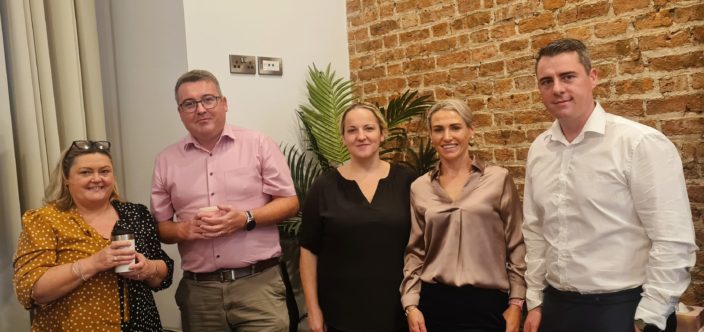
[99,1,350,329]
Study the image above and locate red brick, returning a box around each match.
[432,23,449,37]
[467,98,487,112]
[601,100,645,117]
[615,78,654,95]
[434,87,455,99]
[593,83,609,99]
[495,78,513,94]
[480,61,505,76]
[591,39,636,60]
[458,0,482,13]
[403,58,436,73]
[514,76,536,91]
[618,60,645,75]
[363,82,377,94]
[517,147,530,161]
[543,0,566,10]
[406,74,422,88]
[565,26,591,42]
[496,1,540,21]
[500,39,529,53]
[420,4,456,25]
[423,71,449,86]
[457,81,493,96]
[347,0,361,13]
[531,32,563,51]
[379,2,394,17]
[659,75,689,93]
[487,93,531,110]
[577,1,610,20]
[463,11,492,30]
[356,39,383,53]
[350,27,369,42]
[674,4,704,23]
[688,185,704,204]
[484,129,528,145]
[491,23,516,40]
[494,148,516,161]
[424,37,457,54]
[472,113,492,127]
[376,50,404,63]
[612,0,649,15]
[383,35,398,48]
[350,7,379,27]
[361,0,376,7]
[495,113,515,126]
[405,43,423,57]
[595,63,617,79]
[519,13,556,33]
[437,50,471,67]
[449,66,479,82]
[650,52,704,72]
[527,128,548,141]
[400,15,420,29]
[694,26,704,44]
[594,19,629,38]
[357,66,385,80]
[470,29,490,43]
[515,110,553,124]
[399,29,430,43]
[370,20,399,36]
[639,30,692,51]
[506,56,536,75]
[473,148,493,163]
[661,117,704,135]
[349,57,362,71]
[693,73,704,90]
[471,45,498,62]
[377,78,407,93]
[387,64,402,75]
[634,10,673,30]
[646,94,704,115]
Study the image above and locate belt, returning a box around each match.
[183,257,280,282]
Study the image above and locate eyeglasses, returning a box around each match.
[178,95,221,113]
[71,140,111,152]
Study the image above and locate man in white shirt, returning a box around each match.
[522,38,697,332]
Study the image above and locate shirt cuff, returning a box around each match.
[634,296,672,330]
[525,288,544,311]
[401,292,420,309]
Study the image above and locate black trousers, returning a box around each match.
[418,282,508,332]
[540,286,677,332]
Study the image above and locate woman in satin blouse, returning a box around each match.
[400,99,527,332]
[13,140,173,331]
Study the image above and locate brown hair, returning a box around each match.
[536,38,592,73]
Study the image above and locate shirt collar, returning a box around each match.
[181,125,236,151]
[546,101,605,145]
[430,155,485,181]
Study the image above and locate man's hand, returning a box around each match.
[523,307,542,332]
[198,204,246,237]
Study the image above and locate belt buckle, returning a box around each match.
[220,269,236,282]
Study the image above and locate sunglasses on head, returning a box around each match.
[71,140,111,152]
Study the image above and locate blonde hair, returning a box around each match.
[340,102,388,134]
[44,144,120,211]
[426,99,473,129]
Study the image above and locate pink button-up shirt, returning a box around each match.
[151,125,295,272]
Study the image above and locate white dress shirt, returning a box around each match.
[523,102,697,329]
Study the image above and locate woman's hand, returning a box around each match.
[306,304,326,332]
[120,252,156,281]
[85,240,136,275]
[503,304,522,332]
[406,306,427,332]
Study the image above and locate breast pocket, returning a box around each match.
[225,167,263,201]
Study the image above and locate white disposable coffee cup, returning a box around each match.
[111,233,135,273]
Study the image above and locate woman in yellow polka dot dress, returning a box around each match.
[13,140,174,331]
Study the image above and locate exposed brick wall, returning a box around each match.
[346,0,704,304]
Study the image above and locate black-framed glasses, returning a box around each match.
[71,140,111,152]
[178,95,221,113]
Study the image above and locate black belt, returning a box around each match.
[183,257,280,282]
[545,285,642,304]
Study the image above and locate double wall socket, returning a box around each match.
[230,55,256,74]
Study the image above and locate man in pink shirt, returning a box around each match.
[151,69,299,331]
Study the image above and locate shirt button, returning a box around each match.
[209,172,213,176]
[209,153,213,157]
[211,193,215,196]
[216,255,220,258]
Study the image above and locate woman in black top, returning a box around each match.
[299,103,416,332]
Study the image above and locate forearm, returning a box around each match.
[32,258,96,304]
[144,259,168,289]
[157,220,186,244]
[250,196,299,227]
[300,248,322,312]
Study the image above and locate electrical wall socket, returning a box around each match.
[258,56,283,75]
[229,55,256,74]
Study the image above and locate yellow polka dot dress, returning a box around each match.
[13,201,174,331]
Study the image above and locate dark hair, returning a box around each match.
[536,38,592,73]
[174,69,222,101]
[45,141,119,211]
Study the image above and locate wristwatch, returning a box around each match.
[245,210,256,231]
